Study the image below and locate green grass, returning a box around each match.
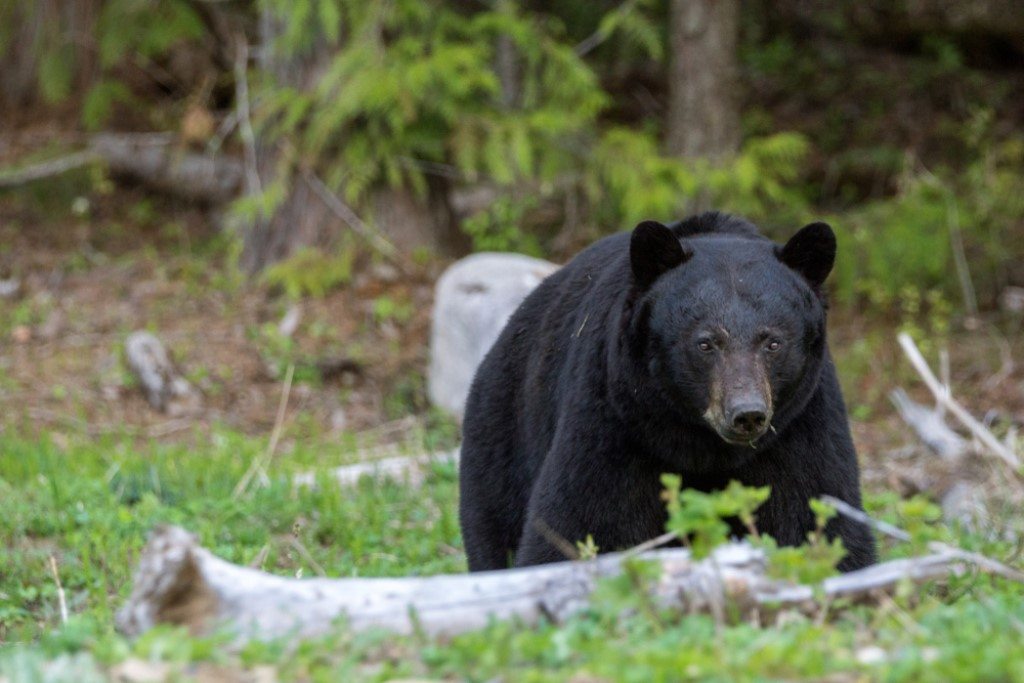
[1,427,1023,682]
[0,428,462,638]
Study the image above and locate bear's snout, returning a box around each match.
[701,350,774,445]
[724,400,771,441]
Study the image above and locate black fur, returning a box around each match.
[459,211,877,572]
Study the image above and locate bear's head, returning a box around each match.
[627,217,835,449]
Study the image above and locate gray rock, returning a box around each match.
[428,253,558,419]
[124,331,201,416]
[0,278,20,299]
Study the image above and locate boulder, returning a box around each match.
[428,253,557,419]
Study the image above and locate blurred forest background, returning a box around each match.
[4,0,1024,436]
[2,2,1024,679]
[3,0,1024,429]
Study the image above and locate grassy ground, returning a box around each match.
[1,426,1023,682]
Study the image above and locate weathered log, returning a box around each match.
[115,525,985,644]
[890,387,968,462]
[91,133,243,204]
[292,448,460,489]
[0,134,243,204]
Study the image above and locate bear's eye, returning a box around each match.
[765,339,782,353]
[697,340,714,353]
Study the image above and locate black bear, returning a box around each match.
[459,212,877,572]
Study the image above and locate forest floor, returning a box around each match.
[2,178,1022,474]
[2,182,1024,680]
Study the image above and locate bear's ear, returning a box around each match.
[630,220,691,289]
[778,222,836,288]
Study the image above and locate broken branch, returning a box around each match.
[896,333,1021,471]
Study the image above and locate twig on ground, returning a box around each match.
[48,555,68,625]
[206,109,240,157]
[0,151,99,189]
[623,531,680,558]
[819,495,912,542]
[825,495,1024,583]
[532,518,580,561]
[234,364,294,498]
[0,133,242,202]
[946,196,980,321]
[289,537,327,578]
[927,543,1024,583]
[889,388,967,461]
[248,544,271,570]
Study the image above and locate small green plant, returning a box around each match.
[575,535,599,561]
[590,556,663,629]
[759,499,848,584]
[661,476,847,582]
[262,247,356,299]
[894,494,946,553]
[461,195,543,255]
[371,296,414,325]
[660,474,770,559]
[250,322,306,382]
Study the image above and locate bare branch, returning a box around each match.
[0,150,99,189]
[897,333,1021,471]
[48,555,68,625]
[301,169,400,261]
[819,495,912,542]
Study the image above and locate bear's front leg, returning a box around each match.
[514,444,667,567]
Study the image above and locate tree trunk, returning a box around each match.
[0,0,100,112]
[665,0,741,160]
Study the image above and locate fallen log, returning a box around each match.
[91,133,243,204]
[115,525,987,644]
[0,134,242,204]
[890,387,968,462]
[292,448,460,489]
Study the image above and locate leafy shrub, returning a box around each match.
[585,128,811,231]
[661,475,847,582]
[831,113,1024,310]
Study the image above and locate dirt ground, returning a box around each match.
[0,182,442,445]
[1,182,1022,506]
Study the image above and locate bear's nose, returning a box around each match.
[729,404,768,435]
